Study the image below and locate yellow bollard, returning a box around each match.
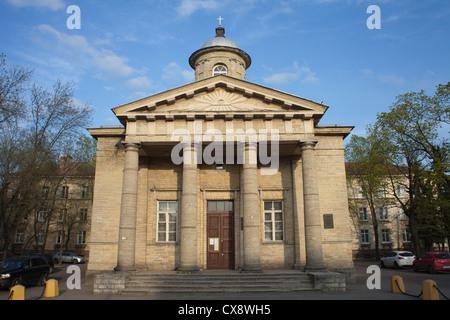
[43,279,59,298]
[423,280,439,300]
[9,285,26,300]
[390,276,405,294]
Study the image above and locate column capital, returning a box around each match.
[122,142,141,152]
[300,140,318,150]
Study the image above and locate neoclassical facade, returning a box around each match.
[87,26,355,277]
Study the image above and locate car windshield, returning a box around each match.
[400,252,414,257]
[435,253,450,259]
[0,259,24,269]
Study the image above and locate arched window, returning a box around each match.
[213,64,227,76]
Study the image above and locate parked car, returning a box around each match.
[53,251,85,264]
[380,251,415,268]
[0,256,50,289]
[0,252,15,260]
[413,252,450,274]
[26,254,55,273]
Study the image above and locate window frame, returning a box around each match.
[361,229,370,244]
[381,229,391,243]
[212,64,228,76]
[263,200,284,242]
[156,201,178,243]
[359,207,369,221]
[77,231,86,244]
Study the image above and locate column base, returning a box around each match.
[240,264,263,273]
[304,263,327,273]
[177,266,200,273]
[293,263,305,270]
[114,265,136,272]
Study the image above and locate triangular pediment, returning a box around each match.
[113,75,328,122]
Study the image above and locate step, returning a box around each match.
[119,286,317,295]
[119,272,316,295]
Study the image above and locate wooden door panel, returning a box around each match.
[207,201,234,269]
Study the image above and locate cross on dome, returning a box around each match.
[217,16,224,27]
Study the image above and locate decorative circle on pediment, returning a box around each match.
[194,90,248,111]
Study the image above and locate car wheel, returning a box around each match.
[380,261,385,268]
[73,259,78,264]
[428,265,436,274]
[394,261,400,269]
[38,274,48,287]
[413,264,419,272]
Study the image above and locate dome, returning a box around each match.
[189,26,251,81]
[202,37,239,49]
[201,27,240,49]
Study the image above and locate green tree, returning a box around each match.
[346,134,393,260]
[0,55,93,258]
[371,82,450,255]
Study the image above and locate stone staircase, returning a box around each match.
[117,271,317,295]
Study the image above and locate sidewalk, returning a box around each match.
[40,262,422,300]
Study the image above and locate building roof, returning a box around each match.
[201,26,239,49]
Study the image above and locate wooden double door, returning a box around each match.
[207,201,235,270]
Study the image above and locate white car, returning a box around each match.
[53,251,85,264]
[380,251,415,268]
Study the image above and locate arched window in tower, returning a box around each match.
[213,64,227,76]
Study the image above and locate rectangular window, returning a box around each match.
[402,229,411,242]
[42,186,49,198]
[77,231,86,244]
[359,207,368,221]
[61,186,69,199]
[15,231,24,244]
[361,230,370,244]
[81,186,89,199]
[79,208,88,222]
[382,229,390,243]
[37,232,44,245]
[38,209,47,222]
[379,207,389,221]
[263,201,284,241]
[157,201,178,242]
[58,209,66,222]
[397,184,406,197]
[56,231,63,244]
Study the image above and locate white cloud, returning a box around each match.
[163,62,195,83]
[92,50,134,79]
[263,61,319,85]
[126,77,153,91]
[34,24,136,79]
[176,0,219,17]
[6,0,65,11]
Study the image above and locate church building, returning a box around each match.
[87,24,355,279]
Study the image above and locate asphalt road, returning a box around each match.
[1,261,449,300]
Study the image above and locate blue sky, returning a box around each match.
[1,0,449,139]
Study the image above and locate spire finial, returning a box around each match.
[217,16,224,27]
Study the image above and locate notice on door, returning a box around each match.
[209,238,219,251]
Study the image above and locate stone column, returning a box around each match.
[242,142,262,272]
[179,143,199,271]
[115,142,140,271]
[301,140,326,271]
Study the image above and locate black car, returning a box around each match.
[26,254,55,273]
[0,256,50,289]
